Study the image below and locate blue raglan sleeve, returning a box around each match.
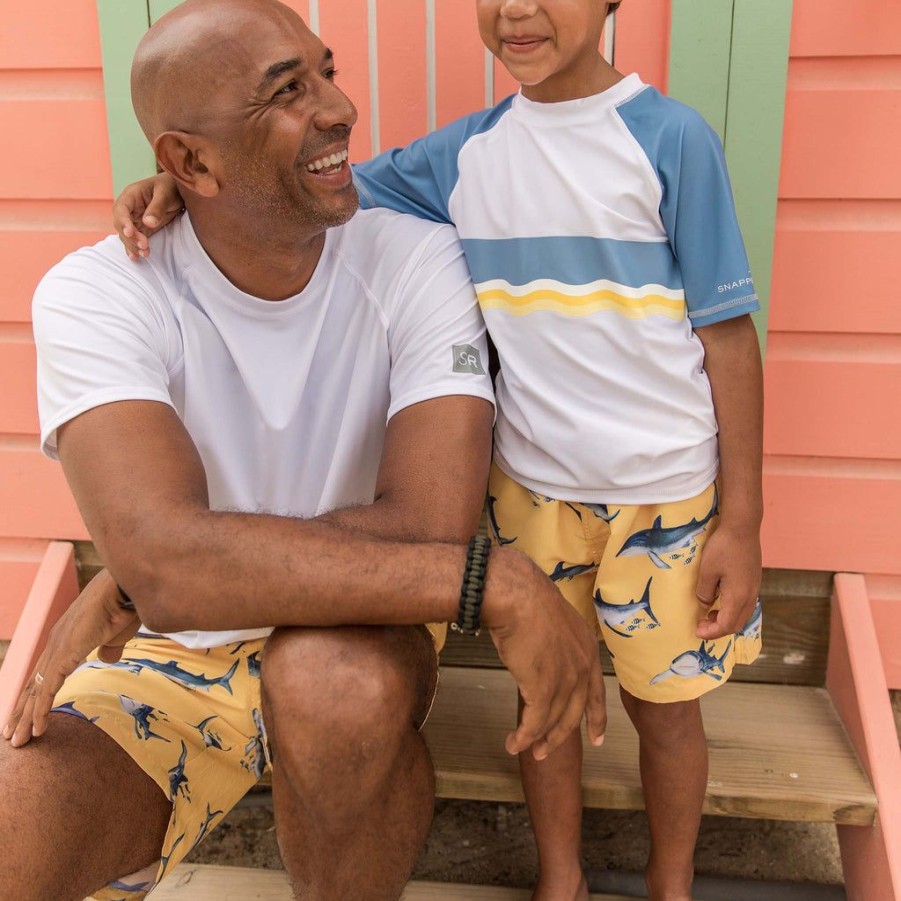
[353,126,465,224]
[619,92,759,328]
[353,99,515,226]
[656,107,759,327]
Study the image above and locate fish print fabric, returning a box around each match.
[51,635,268,899]
[487,465,761,702]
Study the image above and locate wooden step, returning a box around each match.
[150,864,643,900]
[424,668,876,825]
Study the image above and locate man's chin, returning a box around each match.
[314,190,360,229]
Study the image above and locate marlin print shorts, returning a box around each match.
[51,634,269,900]
[487,463,762,703]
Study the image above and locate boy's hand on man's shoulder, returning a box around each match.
[694,524,762,641]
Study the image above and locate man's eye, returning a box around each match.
[275,80,298,97]
[323,68,339,80]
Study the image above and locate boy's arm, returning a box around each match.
[113,107,513,255]
[353,103,512,223]
[694,314,763,639]
[113,173,183,261]
[631,101,763,636]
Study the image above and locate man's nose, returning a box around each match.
[314,80,358,132]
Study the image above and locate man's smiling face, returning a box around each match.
[208,7,360,230]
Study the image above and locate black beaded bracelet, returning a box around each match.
[450,535,491,636]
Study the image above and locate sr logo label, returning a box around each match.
[453,344,485,375]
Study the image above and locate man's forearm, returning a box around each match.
[118,508,470,635]
[315,497,481,544]
[58,398,494,636]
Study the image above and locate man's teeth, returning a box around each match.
[306,149,349,173]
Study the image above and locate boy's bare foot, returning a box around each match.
[531,872,589,901]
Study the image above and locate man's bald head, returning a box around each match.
[131,0,304,143]
[129,0,358,242]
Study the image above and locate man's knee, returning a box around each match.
[261,625,437,750]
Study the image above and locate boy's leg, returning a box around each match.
[597,482,761,901]
[518,706,588,901]
[619,690,707,901]
[488,464,604,901]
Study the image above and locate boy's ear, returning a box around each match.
[154,132,221,199]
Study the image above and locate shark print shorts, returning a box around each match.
[487,463,762,703]
[51,634,270,900]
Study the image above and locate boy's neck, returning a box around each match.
[521,56,624,104]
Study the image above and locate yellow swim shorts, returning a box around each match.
[487,464,762,703]
[52,634,269,900]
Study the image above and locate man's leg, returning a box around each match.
[0,714,170,901]
[620,690,707,901]
[261,624,438,901]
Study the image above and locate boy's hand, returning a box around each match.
[2,569,139,748]
[113,173,183,261]
[483,549,607,760]
[695,524,761,640]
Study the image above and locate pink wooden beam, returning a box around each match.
[827,573,901,901]
[0,541,79,727]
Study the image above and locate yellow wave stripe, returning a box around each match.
[477,287,686,320]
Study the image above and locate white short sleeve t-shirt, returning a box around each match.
[355,75,759,504]
[33,208,494,648]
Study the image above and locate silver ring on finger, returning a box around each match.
[34,672,45,686]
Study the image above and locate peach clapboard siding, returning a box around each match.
[764,0,901,682]
[0,0,109,633]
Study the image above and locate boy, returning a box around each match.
[115,2,763,899]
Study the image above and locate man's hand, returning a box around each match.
[695,525,761,640]
[483,549,607,761]
[2,569,140,748]
[113,173,183,261]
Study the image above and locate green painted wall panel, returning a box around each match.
[96,0,154,196]
[668,0,734,140]
[149,0,184,23]
[724,0,792,353]
[668,0,792,352]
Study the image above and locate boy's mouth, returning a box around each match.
[502,36,549,54]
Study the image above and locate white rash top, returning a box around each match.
[33,208,494,648]
[355,74,759,504]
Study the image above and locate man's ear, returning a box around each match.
[154,132,221,198]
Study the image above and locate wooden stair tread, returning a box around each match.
[424,668,876,825]
[150,865,643,900]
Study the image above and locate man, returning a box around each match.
[0,1,604,900]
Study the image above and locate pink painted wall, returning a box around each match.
[763,0,901,685]
[0,0,107,636]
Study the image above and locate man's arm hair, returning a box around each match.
[58,399,481,635]
[317,394,493,544]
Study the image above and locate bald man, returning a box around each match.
[0,2,605,899]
